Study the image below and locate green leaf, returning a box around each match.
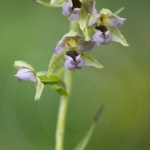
[73,106,105,150]
[81,52,103,68]
[37,71,62,84]
[35,0,61,7]
[39,75,62,84]
[51,85,67,96]
[77,7,89,31]
[110,28,129,46]
[35,77,44,101]
[115,7,125,15]
[46,53,64,78]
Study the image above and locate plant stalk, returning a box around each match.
[55,20,79,150]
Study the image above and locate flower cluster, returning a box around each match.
[48,0,128,71]
[14,0,128,100]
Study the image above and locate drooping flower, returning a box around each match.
[46,30,104,77]
[65,51,84,70]
[55,31,95,54]
[88,8,128,46]
[89,8,126,28]
[93,25,112,45]
[62,0,96,20]
[14,61,44,101]
[54,30,95,70]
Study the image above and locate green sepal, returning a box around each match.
[14,61,35,72]
[73,106,104,150]
[35,0,62,7]
[35,77,44,101]
[115,7,125,15]
[77,7,89,31]
[83,25,95,41]
[63,30,80,37]
[51,85,67,96]
[46,53,64,78]
[110,28,129,46]
[81,52,103,68]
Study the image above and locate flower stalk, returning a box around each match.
[13,1,129,150]
[55,69,74,150]
[55,20,78,150]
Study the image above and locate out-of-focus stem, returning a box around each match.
[55,70,74,150]
[55,20,78,150]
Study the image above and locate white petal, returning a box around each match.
[108,13,126,27]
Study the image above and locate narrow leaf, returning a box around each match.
[73,106,105,150]
[51,85,67,96]
[35,77,44,101]
[37,71,62,84]
[110,28,129,46]
[46,53,64,78]
[81,52,103,68]
[39,75,62,84]
[115,7,125,15]
[35,0,61,7]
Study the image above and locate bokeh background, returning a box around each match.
[0,0,150,150]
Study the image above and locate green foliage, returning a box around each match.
[51,85,68,96]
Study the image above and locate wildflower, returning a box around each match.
[14,61,44,101]
[55,30,95,70]
[65,51,84,70]
[62,0,96,20]
[93,25,112,45]
[88,8,128,46]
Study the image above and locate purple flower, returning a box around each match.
[65,51,84,70]
[93,25,112,45]
[14,61,44,101]
[62,0,96,20]
[52,30,95,70]
[55,30,95,54]
[88,8,126,28]
[88,8,128,46]
[15,68,37,82]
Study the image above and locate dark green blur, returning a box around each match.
[0,0,150,150]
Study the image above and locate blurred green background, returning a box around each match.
[0,0,150,150]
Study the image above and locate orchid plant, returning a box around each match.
[13,0,128,150]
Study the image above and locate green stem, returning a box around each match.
[70,20,79,32]
[55,21,78,150]
[55,70,74,150]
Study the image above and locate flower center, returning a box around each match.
[66,50,79,61]
[67,38,77,48]
[100,15,109,24]
[96,25,108,34]
[72,0,81,9]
